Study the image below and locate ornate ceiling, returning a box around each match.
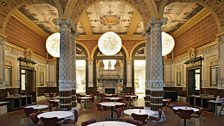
[163,2,203,33]
[18,1,203,37]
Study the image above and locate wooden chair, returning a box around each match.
[40,117,59,126]
[115,107,123,118]
[29,112,41,125]
[177,109,194,126]
[81,119,96,126]
[131,113,148,125]
[22,107,36,125]
[48,100,58,111]
[125,119,142,126]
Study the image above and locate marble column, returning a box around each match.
[71,24,77,107]
[0,36,5,87]
[88,60,94,87]
[148,18,165,110]
[218,34,224,88]
[145,26,151,107]
[58,19,76,110]
[126,60,132,88]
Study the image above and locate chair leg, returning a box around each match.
[219,106,224,117]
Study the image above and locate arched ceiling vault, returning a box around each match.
[0,0,63,37]
[157,0,224,35]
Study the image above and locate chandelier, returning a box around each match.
[162,32,175,56]
[98,32,122,55]
[46,32,60,57]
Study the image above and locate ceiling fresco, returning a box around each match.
[163,2,203,33]
[18,1,203,36]
[19,4,59,34]
[85,1,144,35]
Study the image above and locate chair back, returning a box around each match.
[77,97,82,103]
[24,107,36,117]
[131,113,148,125]
[29,112,39,124]
[81,119,96,126]
[126,119,142,126]
[40,117,58,126]
[178,109,194,119]
[115,107,123,118]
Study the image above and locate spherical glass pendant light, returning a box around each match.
[46,32,60,57]
[98,32,122,55]
[162,32,175,56]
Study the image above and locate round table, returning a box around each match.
[99,102,124,118]
[172,106,199,112]
[124,109,155,116]
[49,99,59,102]
[87,121,135,126]
[37,111,73,119]
[105,97,122,101]
[25,105,48,110]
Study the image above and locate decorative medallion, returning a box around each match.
[100,15,120,25]
[188,48,196,59]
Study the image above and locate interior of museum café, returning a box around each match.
[1,0,224,126]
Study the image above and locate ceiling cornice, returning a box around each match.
[127,11,140,36]
[172,8,210,38]
[12,10,49,39]
[77,35,144,41]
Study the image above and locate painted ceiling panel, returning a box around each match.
[19,4,59,33]
[163,2,203,33]
[85,1,143,35]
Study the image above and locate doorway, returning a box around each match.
[20,68,36,102]
[187,68,201,96]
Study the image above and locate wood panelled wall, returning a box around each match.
[5,17,47,58]
[173,14,217,57]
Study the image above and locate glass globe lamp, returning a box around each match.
[46,32,60,57]
[162,32,175,56]
[98,32,122,55]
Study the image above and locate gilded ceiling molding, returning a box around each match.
[76,41,91,60]
[77,35,144,41]
[63,0,155,26]
[172,8,210,38]
[0,0,61,36]
[12,10,49,38]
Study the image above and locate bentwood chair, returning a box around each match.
[125,119,143,126]
[131,113,148,125]
[40,117,59,126]
[177,109,194,126]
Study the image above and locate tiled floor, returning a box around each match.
[0,98,224,126]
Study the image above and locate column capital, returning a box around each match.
[151,17,167,25]
[57,19,72,32]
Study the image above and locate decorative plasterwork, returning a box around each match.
[83,1,144,35]
[163,2,203,33]
[0,0,58,32]
[18,4,59,33]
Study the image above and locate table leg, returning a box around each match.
[184,119,186,126]
[111,107,113,118]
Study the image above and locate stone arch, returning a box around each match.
[76,41,90,60]
[130,41,146,58]
[0,0,63,36]
[91,45,129,60]
[63,0,159,26]
[158,0,224,34]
